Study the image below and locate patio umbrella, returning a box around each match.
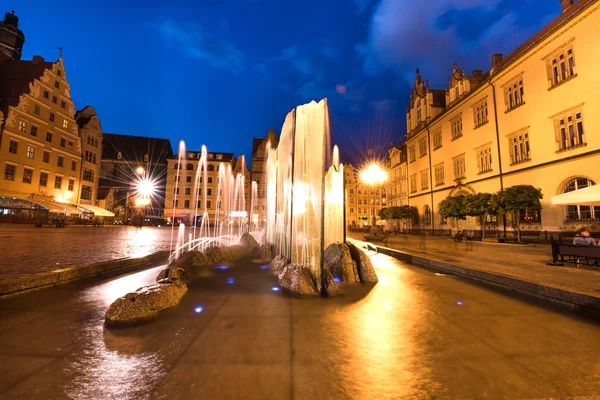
[550,184,600,206]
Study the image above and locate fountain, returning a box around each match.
[105,98,377,326]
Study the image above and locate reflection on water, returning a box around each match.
[125,228,161,259]
[65,267,166,400]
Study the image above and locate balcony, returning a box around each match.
[510,154,531,166]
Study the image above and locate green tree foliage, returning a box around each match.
[464,193,495,238]
[438,195,467,221]
[377,207,388,220]
[491,185,543,242]
[380,206,418,231]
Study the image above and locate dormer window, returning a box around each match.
[144,154,149,162]
[117,151,122,160]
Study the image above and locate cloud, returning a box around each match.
[354,0,372,14]
[357,0,560,86]
[152,19,244,74]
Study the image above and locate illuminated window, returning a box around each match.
[451,115,463,140]
[420,169,429,190]
[4,164,15,181]
[9,140,18,154]
[555,108,585,152]
[18,120,26,132]
[546,43,576,88]
[453,154,465,180]
[26,145,35,159]
[473,100,488,128]
[68,178,75,191]
[434,163,444,186]
[504,75,525,111]
[62,120,68,129]
[39,172,48,186]
[509,131,530,165]
[433,129,442,150]
[22,168,33,184]
[418,138,427,158]
[477,146,492,174]
[54,176,63,189]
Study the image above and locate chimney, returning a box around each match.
[491,53,503,67]
[32,55,44,65]
[472,70,483,78]
[561,0,575,12]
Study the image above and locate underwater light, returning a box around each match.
[456,301,463,306]
[194,306,204,313]
[333,276,341,283]
[216,265,229,271]
[227,278,235,284]
[271,286,280,292]
[260,265,269,270]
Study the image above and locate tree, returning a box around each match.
[438,195,467,227]
[464,193,496,239]
[381,205,417,231]
[491,185,543,242]
[377,207,388,221]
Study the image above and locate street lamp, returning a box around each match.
[359,163,387,226]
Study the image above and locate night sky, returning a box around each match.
[15,0,561,166]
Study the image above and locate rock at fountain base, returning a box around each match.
[105,279,188,327]
[347,243,379,283]
[324,243,360,283]
[240,232,260,250]
[322,268,344,296]
[258,244,273,262]
[278,264,319,296]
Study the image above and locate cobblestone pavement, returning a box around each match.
[348,231,600,299]
[0,225,176,280]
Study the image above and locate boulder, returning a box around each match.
[272,255,287,272]
[105,279,188,327]
[167,251,210,281]
[321,268,343,296]
[156,268,169,282]
[347,243,379,283]
[278,263,319,296]
[205,246,224,264]
[258,244,273,261]
[324,243,360,283]
[240,232,259,250]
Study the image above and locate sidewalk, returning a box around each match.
[348,231,600,312]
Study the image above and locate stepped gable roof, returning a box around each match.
[101,133,173,164]
[0,57,53,115]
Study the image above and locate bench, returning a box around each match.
[550,236,600,267]
[519,231,541,243]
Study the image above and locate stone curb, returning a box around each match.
[0,250,171,298]
[374,245,600,316]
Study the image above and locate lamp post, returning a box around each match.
[359,163,387,227]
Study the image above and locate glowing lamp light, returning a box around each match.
[194,306,204,313]
[136,166,145,175]
[359,163,387,185]
[135,197,151,207]
[136,177,156,198]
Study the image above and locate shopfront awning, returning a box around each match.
[75,204,115,217]
[550,184,600,206]
[28,199,83,215]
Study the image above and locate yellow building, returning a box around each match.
[404,0,600,237]
[250,128,279,228]
[75,106,103,205]
[345,163,386,228]
[0,55,84,221]
[163,151,250,226]
[385,145,408,208]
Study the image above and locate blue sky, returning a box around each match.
[14,0,561,166]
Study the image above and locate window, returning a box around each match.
[34,104,40,115]
[207,165,215,171]
[30,126,38,137]
[451,115,463,140]
[519,208,541,223]
[57,69,62,77]
[71,161,76,171]
[197,200,202,208]
[509,131,530,165]
[43,90,49,99]
[61,100,66,109]
[555,109,585,152]
[19,120,26,132]
[207,188,212,196]
[68,141,73,149]
[416,99,422,125]
[46,132,53,142]
[83,168,94,182]
[434,163,444,186]
[174,187,179,194]
[58,156,64,167]
[92,153,97,164]
[420,169,429,190]
[546,44,576,88]
[207,200,212,209]
[186,163,193,170]
[208,177,213,184]
[186,176,192,183]
[26,145,35,159]
[117,152,122,160]
[174,163,181,170]
[22,168,33,184]
[350,208,355,214]
[9,140,18,154]
[68,178,75,191]
[477,146,492,174]
[62,120,68,129]
[418,138,427,158]
[52,96,57,104]
[43,151,50,163]
[60,138,66,148]
[173,199,179,208]
[184,200,190,208]
[473,100,488,128]
[4,164,15,180]
[433,129,442,150]
[423,205,431,225]
[81,185,92,200]
[453,155,466,180]
[504,76,525,111]
[410,174,417,193]
[54,81,60,88]
[49,113,55,122]
[216,154,223,160]
[408,145,416,163]
[185,187,191,195]
[39,172,48,186]
[563,178,600,222]
[174,176,180,182]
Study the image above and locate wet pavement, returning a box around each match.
[1,249,600,399]
[0,225,174,279]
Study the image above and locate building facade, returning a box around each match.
[385,145,408,208]
[250,128,279,227]
[403,0,600,236]
[0,9,24,61]
[163,151,250,225]
[99,133,173,224]
[345,163,386,228]
[75,106,103,205]
[0,55,83,215]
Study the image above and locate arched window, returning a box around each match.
[563,177,599,221]
[186,163,193,170]
[174,163,181,170]
[144,154,148,162]
[423,205,431,224]
[207,164,215,171]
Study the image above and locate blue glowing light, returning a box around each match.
[456,301,463,306]
[260,265,270,270]
[194,306,204,313]
[227,278,235,284]
[333,276,341,283]
[271,286,280,292]
[216,265,229,271]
